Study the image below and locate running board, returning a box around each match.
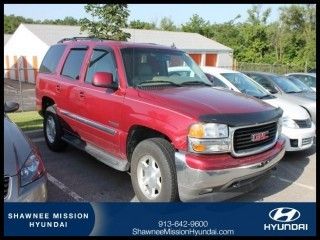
[62,133,129,172]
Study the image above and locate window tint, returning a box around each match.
[85,49,117,84]
[61,49,87,80]
[39,45,66,74]
[248,74,279,94]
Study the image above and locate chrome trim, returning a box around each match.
[175,142,285,201]
[230,120,279,157]
[4,175,12,200]
[60,109,116,135]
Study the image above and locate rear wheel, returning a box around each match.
[130,138,179,202]
[43,107,67,151]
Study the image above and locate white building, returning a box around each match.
[4,23,233,83]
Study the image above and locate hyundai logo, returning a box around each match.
[269,207,300,223]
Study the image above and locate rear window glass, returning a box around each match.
[61,49,87,80]
[39,45,66,74]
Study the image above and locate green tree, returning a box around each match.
[80,4,131,41]
[4,14,35,33]
[159,17,177,31]
[237,5,272,63]
[129,20,156,29]
[279,4,316,70]
[181,14,213,37]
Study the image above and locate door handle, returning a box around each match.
[79,91,85,99]
[56,84,61,92]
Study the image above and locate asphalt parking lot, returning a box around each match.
[26,130,316,202]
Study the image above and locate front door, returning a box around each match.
[77,46,124,158]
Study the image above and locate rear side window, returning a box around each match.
[61,49,87,80]
[39,45,66,74]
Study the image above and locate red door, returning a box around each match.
[205,54,217,66]
[189,54,202,65]
[76,46,124,157]
[56,46,89,135]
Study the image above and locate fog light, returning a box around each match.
[290,139,298,147]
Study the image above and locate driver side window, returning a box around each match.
[85,48,117,84]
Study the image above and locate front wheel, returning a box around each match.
[130,138,179,202]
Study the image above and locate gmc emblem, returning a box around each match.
[251,131,269,142]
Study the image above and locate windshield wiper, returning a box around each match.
[136,80,181,87]
[286,90,302,93]
[255,94,271,99]
[179,81,212,87]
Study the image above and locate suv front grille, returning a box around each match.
[294,119,312,128]
[233,122,277,153]
[4,176,10,199]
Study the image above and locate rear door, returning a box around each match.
[77,46,124,157]
[56,45,89,135]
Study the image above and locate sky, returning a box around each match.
[4,4,293,26]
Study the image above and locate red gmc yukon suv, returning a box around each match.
[36,37,285,202]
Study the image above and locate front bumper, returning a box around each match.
[4,173,48,202]
[282,124,316,151]
[175,138,285,202]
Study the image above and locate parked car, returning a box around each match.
[285,75,316,97]
[4,101,47,202]
[285,73,316,92]
[201,67,315,152]
[36,37,285,202]
[243,72,316,124]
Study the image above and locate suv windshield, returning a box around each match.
[287,76,314,92]
[121,48,212,87]
[221,72,272,99]
[270,75,302,93]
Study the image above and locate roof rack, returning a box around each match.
[57,36,106,43]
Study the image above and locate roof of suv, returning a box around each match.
[56,39,179,51]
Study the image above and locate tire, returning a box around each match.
[130,138,179,202]
[43,107,67,152]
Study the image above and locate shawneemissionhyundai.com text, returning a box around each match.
[132,228,235,236]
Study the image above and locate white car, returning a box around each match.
[285,73,316,92]
[200,67,315,152]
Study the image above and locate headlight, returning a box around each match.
[19,150,45,187]
[188,123,230,153]
[282,116,299,129]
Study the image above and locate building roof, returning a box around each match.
[4,34,12,45]
[21,24,232,52]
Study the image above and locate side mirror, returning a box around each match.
[92,72,117,90]
[4,101,19,113]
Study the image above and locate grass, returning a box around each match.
[7,111,43,131]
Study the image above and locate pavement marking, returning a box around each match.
[47,173,86,202]
[130,196,139,202]
[32,137,45,143]
[271,175,315,190]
